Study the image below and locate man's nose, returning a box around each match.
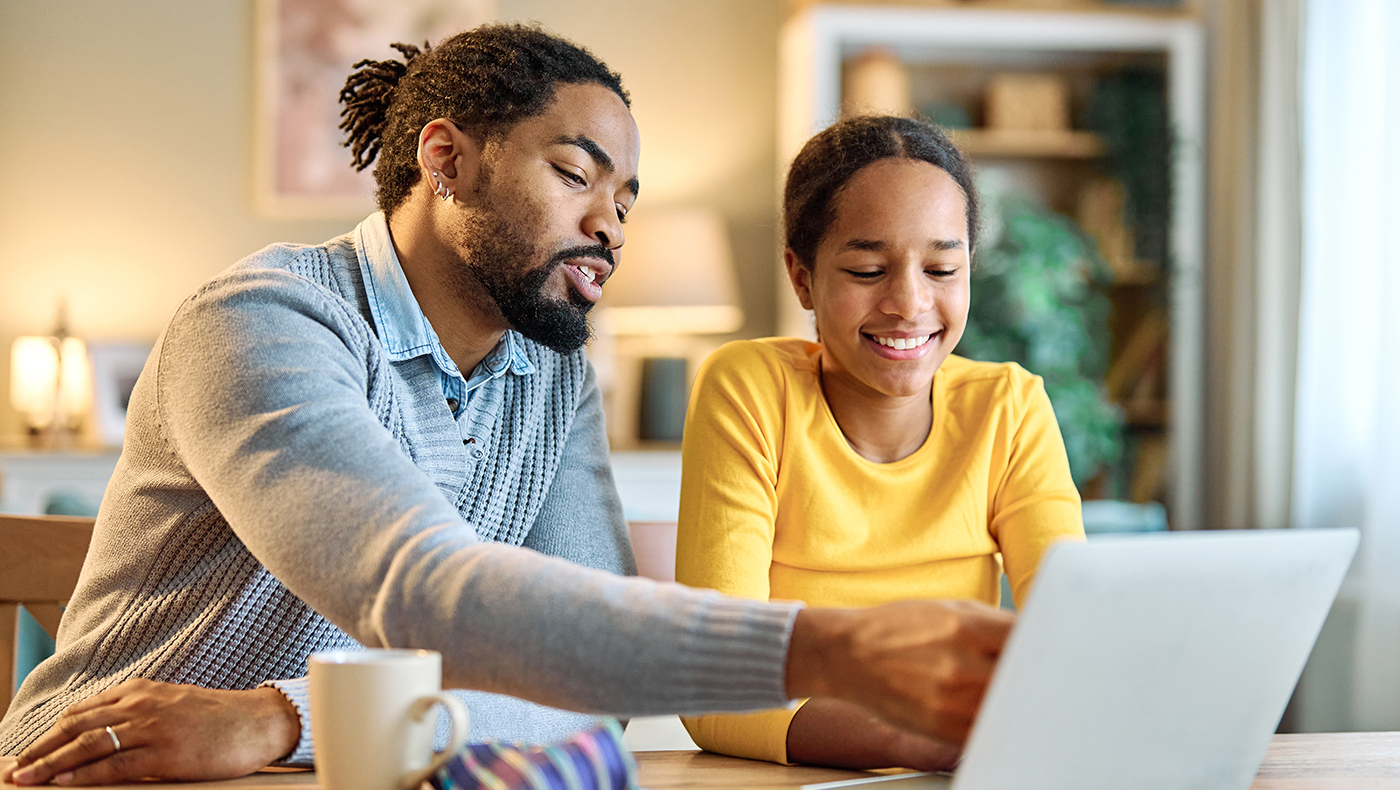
[584,199,624,250]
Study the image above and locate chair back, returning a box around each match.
[0,514,95,712]
[627,520,677,583]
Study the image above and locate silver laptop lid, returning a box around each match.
[953,528,1358,790]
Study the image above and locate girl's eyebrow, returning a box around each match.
[839,238,885,252]
[837,238,964,252]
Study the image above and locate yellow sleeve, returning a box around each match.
[676,341,785,600]
[992,371,1086,608]
[680,705,805,766]
[675,341,797,763]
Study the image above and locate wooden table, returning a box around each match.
[4,733,1398,789]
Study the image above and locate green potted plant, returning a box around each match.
[957,191,1124,490]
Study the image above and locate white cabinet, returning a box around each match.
[777,5,1206,529]
[0,449,119,516]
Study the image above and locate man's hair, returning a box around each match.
[339,23,629,217]
[784,115,980,268]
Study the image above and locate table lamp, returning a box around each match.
[9,308,92,445]
[597,209,742,443]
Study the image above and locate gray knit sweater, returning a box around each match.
[0,223,800,762]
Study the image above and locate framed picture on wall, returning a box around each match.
[253,0,495,219]
[88,341,154,449]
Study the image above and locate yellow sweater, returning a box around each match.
[675,339,1084,763]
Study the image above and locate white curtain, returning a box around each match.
[1295,0,1400,730]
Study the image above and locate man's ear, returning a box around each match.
[784,249,815,311]
[417,118,483,199]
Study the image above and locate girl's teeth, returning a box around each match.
[873,334,931,350]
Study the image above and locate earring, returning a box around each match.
[431,171,453,202]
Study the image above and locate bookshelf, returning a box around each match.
[777,4,1205,528]
[947,128,1107,158]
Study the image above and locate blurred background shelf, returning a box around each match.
[947,128,1107,158]
[779,4,1204,526]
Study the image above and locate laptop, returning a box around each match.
[804,528,1359,790]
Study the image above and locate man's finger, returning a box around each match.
[954,607,1015,652]
[10,725,131,786]
[16,706,123,770]
[50,748,152,787]
[926,646,999,689]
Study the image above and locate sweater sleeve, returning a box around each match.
[256,362,630,766]
[155,272,800,718]
[675,342,799,763]
[990,370,1086,608]
[261,677,314,766]
[523,360,636,576]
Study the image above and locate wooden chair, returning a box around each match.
[0,514,95,712]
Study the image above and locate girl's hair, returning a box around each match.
[338,23,628,217]
[783,115,980,267]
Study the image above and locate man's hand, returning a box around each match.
[786,599,1014,747]
[2,679,301,786]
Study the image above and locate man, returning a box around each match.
[0,25,1012,784]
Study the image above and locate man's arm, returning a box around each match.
[147,270,794,711]
[4,601,1010,786]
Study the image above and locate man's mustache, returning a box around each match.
[545,244,615,272]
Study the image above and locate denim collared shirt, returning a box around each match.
[354,213,536,441]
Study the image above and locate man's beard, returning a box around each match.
[450,195,612,354]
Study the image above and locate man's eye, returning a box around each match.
[616,207,628,223]
[554,166,586,186]
[845,270,881,280]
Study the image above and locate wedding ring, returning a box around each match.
[105,725,121,753]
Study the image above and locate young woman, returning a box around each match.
[675,115,1085,770]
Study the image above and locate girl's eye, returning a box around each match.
[845,269,882,280]
[927,268,958,278]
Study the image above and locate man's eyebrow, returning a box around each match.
[555,135,640,197]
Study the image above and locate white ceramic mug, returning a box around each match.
[309,649,469,790]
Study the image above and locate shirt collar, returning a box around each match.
[466,332,537,394]
[353,212,536,379]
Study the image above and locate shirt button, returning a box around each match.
[470,448,485,460]
[446,397,459,412]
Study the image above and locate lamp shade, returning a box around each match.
[10,335,91,429]
[599,208,743,335]
[10,336,59,427]
[58,336,93,417]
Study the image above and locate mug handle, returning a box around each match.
[401,692,471,790]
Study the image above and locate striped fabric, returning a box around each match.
[431,719,638,790]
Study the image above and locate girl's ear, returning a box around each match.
[784,249,815,311]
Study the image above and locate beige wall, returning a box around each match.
[0,0,783,439]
